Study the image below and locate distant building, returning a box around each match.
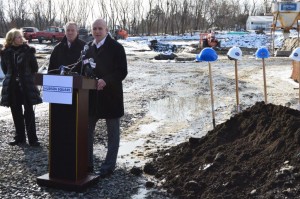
[246,16,275,31]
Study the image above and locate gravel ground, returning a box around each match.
[0,102,174,199]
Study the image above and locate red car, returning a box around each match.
[35,26,65,44]
[21,27,39,42]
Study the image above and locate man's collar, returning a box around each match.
[92,35,108,48]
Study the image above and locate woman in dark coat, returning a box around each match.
[0,28,42,146]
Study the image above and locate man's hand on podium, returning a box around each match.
[97,79,106,90]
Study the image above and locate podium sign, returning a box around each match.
[43,75,73,104]
[34,74,99,191]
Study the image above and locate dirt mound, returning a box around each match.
[145,102,300,198]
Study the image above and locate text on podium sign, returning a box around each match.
[42,75,73,104]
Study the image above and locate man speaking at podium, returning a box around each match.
[85,18,128,178]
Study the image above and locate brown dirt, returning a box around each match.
[145,101,300,198]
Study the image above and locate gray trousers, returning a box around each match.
[88,117,120,172]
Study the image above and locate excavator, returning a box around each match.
[113,29,128,40]
[271,0,300,82]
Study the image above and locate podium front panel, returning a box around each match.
[48,89,89,181]
[49,100,77,180]
[35,74,98,189]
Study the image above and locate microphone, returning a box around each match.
[59,65,65,75]
[80,45,89,75]
[81,45,89,56]
[83,58,96,77]
[59,65,71,75]
[88,58,96,68]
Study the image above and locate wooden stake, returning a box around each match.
[208,62,216,128]
[234,60,240,112]
[298,62,300,110]
[262,58,267,103]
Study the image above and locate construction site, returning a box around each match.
[1,1,300,199]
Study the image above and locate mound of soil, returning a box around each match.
[145,102,300,198]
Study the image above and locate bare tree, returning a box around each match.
[155,0,162,35]
[6,0,29,28]
[130,0,142,35]
[136,0,145,35]
[179,0,189,35]
[162,0,170,34]
[74,0,95,28]
[250,0,261,16]
[145,0,156,35]
[94,0,118,31]
[28,0,57,30]
[58,0,75,25]
[31,1,46,29]
[193,0,206,32]
[95,0,109,22]
[109,0,119,31]
[0,0,274,37]
[264,0,272,14]
[0,0,8,35]
[118,0,131,31]
[169,0,177,35]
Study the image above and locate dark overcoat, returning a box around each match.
[0,44,42,107]
[86,35,127,119]
[48,36,86,74]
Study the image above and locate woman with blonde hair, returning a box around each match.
[0,28,42,146]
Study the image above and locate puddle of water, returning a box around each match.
[118,139,144,156]
[148,96,210,122]
[118,139,147,167]
[131,185,148,199]
[136,122,161,135]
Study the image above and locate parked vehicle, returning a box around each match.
[35,26,65,44]
[21,27,39,42]
[78,28,93,42]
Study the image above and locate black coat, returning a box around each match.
[48,36,86,74]
[0,44,42,107]
[86,35,127,119]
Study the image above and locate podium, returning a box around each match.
[34,73,99,191]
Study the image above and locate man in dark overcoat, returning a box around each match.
[48,21,86,74]
[85,18,127,178]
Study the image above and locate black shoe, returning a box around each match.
[29,141,40,147]
[99,170,114,178]
[8,140,26,146]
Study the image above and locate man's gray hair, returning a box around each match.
[65,21,78,31]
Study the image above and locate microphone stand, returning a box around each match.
[80,51,85,75]
[60,65,65,75]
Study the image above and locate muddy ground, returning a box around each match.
[121,50,300,198]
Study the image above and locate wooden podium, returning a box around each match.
[34,73,99,191]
